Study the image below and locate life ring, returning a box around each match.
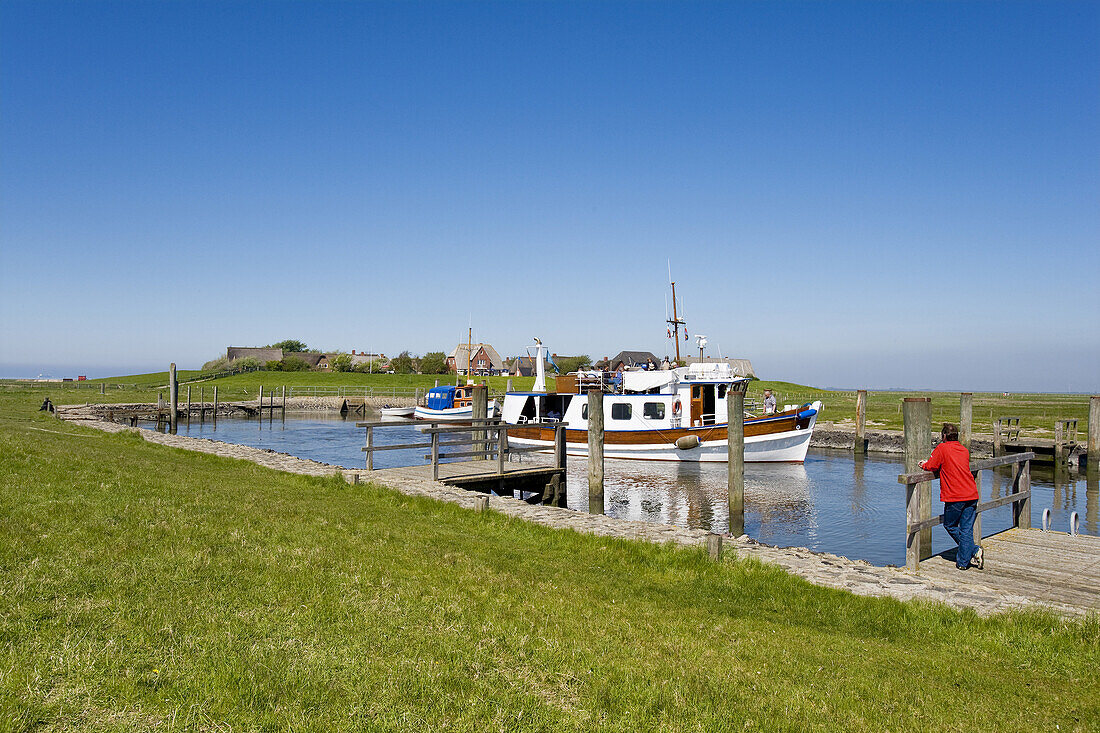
[672,399,682,417]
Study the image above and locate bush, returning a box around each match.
[330,354,354,372]
[230,357,262,371]
[554,355,592,374]
[202,356,229,371]
[390,351,415,374]
[419,352,448,374]
[270,339,308,353]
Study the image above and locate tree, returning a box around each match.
[390,351,415,374]
[270,339,308,353]
[419,351,448,374]
[554,355,592,374]
[330,354,354,372]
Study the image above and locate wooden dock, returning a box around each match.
[369,461,568,504]
[916,528,1100,614]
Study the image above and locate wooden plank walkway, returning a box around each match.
[371,461,561,484]
[916,528,1100,614]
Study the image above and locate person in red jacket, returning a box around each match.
[920,423,984,570]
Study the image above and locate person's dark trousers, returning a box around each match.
[943,500,978,569]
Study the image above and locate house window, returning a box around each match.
[643,402,665,420]
[611,403,632,420]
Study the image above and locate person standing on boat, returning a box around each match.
[920,423,983,570]
[763,390,776,415]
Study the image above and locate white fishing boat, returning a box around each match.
[414,384,499,422]
[379,405,415,417]
[502,339,821,463]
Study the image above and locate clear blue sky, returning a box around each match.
[2,1,1097,391]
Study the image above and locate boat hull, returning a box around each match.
[414,401,499,421]
[379,406,415,417]
[505,414,817,463]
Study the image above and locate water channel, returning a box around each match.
[171,412,1099,567]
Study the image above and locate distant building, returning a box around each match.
[349,350,388,370]
[602,350,660,373]
[448,343,504,376]
[226,346,284,363]
[508,355,554,377]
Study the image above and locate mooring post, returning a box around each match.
[212,386,218,425]
[1089,396,1100,469]
[903,397,933,566]
[257,385,263,421]
[472,385,488,460]
[497,425,507,475]
[158,391,164,410]
[587,390,604,514]
[100,382,105,395]
[993,418,1003,457]
[1013,459,1032,529]
[506,378,513,393]
[706,533,722,561]
[281,385,286,410]
[960,392,973,451]
[727,389,745,537]
[475,495,489,513]
[186,385,192,424]
[854,389,867,454]
[554,424,567,501]
[431,431,440,481]
[168,363,178,432]
[200,386,205,421]
[1055,421,1065,467]
[972,470,982,544]
[414,387,422,405]
[366,426,374,471]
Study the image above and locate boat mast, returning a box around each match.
[667,281,685,364]
[466,325,473,384]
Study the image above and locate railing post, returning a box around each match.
[366,426,374,471]
[1015,459,1032,529]
[960,392,973,451]
[431,431,440,481]
[972,470,982,544]
[587,390,604,514]
[903,397,932,564]
[1089,396,1100,469]
[727,389,745,537]
[854,389,867,454]
[993,418,1003,457]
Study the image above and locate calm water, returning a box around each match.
[170,412,1099,567]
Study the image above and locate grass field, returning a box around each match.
[1,389,1099,731]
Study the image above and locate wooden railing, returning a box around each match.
[358,419,567,481]
[897,451,1034,570]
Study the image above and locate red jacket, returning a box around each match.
[920,440,978,502]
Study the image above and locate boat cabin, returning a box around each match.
[425,385,481,410]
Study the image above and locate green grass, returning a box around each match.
[1,391,1098,731]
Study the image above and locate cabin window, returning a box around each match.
[611,403,632,420]
[717,385,727,398]
[581,403,588,420]
[643,402,665,420]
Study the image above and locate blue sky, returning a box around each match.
[2,1,1097,390]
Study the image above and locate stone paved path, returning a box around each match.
[59,410,1091,617]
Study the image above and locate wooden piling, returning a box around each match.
[587,390,604,514]
[854,389,867,454]
[707,533,722,561]
[475,495,489,513]
[497,426,507,475]
[212,386,218,425]
[257,385,263,420]
[168,363,178,431]
[506,378,513,393]
[200,387,205,421]
[903,397,933,565]
[972,471,982,544]
[366,426,374,471]
[100,382,105,395]
[158,391,164,410]
[727,390,745,537]
[959,392,973,450]
[1055,421,1065,466]
[472,385,488,460]
[1089,396,1100,467]
[186,385,191,424]
[282,385,286,410]
[993,418,1003,457]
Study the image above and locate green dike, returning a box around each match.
[1,391,1097,731]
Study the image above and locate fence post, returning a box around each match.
[366,426,374,471]
[960,392,973,451]
[169,363,178,432]
[431,431,440,481]
[854,389,867,454]
[587,390,604,514]
[472,385,488,460]
[100,382,105,395]
[727,389,745,537]
[1089,396,1100,469]
[903,398,932,564]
